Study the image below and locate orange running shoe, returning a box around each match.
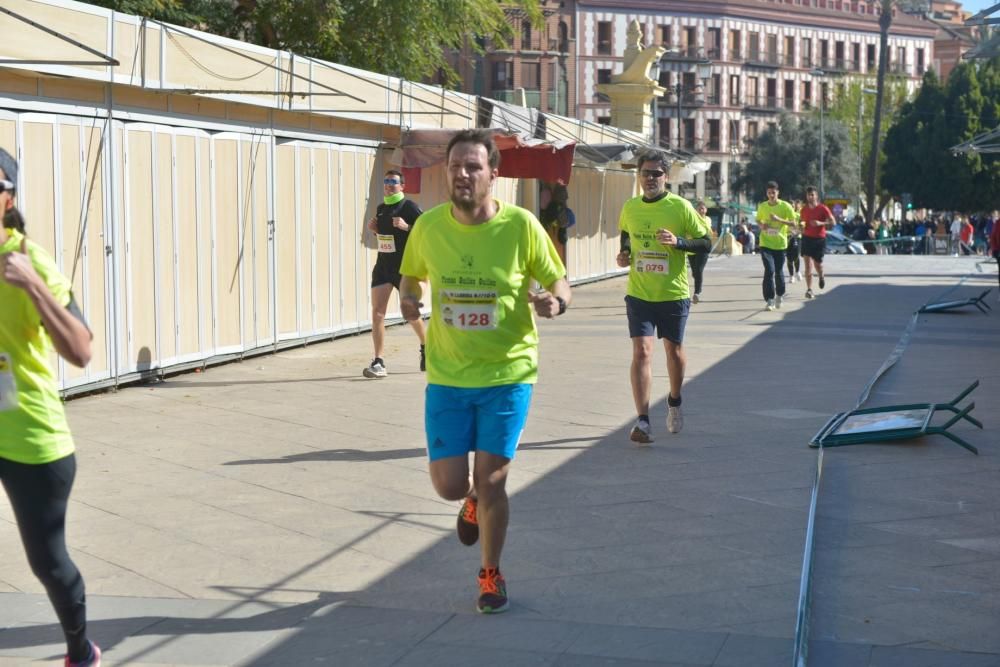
[457,496,478,546]
[476,567,509,614]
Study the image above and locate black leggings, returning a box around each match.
[0,454,90,660]
[786,238,801,275]
[688,253,708,295]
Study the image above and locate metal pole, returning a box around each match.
[858,94,864,215]
[819,96,825,201]
[866,1,893,226]
[677,82,683,150]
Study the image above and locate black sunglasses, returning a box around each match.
[0,179,14,193]
[640,170,665,179]
[383,178,401,185]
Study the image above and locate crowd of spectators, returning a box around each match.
[733,211,997,256]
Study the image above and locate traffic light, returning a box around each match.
[901,192,913,211]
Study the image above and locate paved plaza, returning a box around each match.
[1,254,997,667]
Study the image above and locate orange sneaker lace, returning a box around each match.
[478,569,504,595]
[461,497,478,525]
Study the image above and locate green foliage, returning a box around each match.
[736,113,858,203]
[882,59,1000,212]
[82,0,542,86]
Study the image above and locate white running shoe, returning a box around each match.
[362,359,387,378]
[766,299,776,311]
[775,295,783,309]
[629,419,653,445]
[805,289,814,299]
[667,406,684,434]
[795,271,803,281]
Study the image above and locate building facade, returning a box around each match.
[576,0,936,202]
[443,0,579,118]
[927,0,975,81]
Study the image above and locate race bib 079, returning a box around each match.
[634,250,669,274]
[0,352,19,412]
[440,290,498,331]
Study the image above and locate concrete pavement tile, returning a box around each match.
[562,623,726,664]
[553,655,703,666]
[805,639,873,667]
[425,615,586,653]
[391,642,558,666]
[868,646,1000,667]
[712,633,791,666]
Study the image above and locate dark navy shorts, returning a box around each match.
[371,261,402,289]
[625,295,690,344]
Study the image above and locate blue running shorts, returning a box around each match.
[425,384,533,462]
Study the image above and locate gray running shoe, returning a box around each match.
[766,299,776,311]
[362,359,387,378]
[775,295,783,309]
[805,289,814,299]
[667,406,684,434]
[629,419,653,445]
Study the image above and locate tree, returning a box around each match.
[736,113,858,203]
[882,59,1000,212]
[84,0,542,86]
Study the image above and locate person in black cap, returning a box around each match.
[0,147,101,666]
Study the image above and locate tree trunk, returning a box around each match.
[865,2,892,226]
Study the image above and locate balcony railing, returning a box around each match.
[661,45,709,62]
[704,93,721,106]
[727,47,744,63]
[744,94,781,111]
[816,57,852,74]
[745,49,782,68]
[671,90,706,107]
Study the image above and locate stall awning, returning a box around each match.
[391,128,577,185]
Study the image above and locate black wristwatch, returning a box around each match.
[555,296,567,316]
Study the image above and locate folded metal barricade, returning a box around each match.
[810,380,983,455]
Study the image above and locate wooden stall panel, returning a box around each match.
[212,137,243,351]
[275,142,298,339]
[337,148,362,329]
[297,146,315,336]
[313,147,332,332]
[155,131,176,362]
[21,122,56,253]
[56,123,86,382]
[125,127,157,370]
[242,136,272,348]
[79,123,110,379]
[0,117,15,157]
[174,134,202,359]
[196,136,213,357]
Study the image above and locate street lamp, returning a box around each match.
[858,87,877,216]
[810,68,827,200]
[673,59,713,152]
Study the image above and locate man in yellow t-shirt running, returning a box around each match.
[0,148,100,666]
[616,150,712,444]
[755,180,799,311]
[399,129,571,615]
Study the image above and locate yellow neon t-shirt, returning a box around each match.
[0,229,76,464]
[400,199,565,388]
[756,198,797,250]
[618,193,711,302]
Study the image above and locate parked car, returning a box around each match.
[825,231,868,255]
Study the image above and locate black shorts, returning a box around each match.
[625,295,690,344]
[801,236,825,262]
[371,261,401,289]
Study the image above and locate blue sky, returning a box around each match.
[961,0,998,14]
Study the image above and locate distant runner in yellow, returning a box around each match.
[399,129,571,614]
[755,180,798,311]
